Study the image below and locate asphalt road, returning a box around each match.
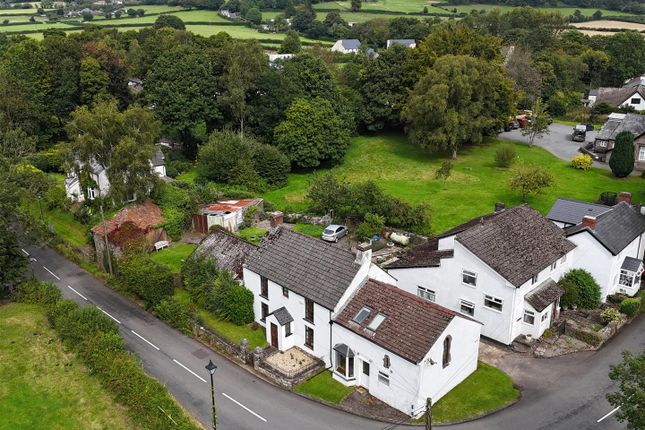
[22,243,642,430]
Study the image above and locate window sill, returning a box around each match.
[303,318,314,325]
[334,371,355,382]
[483,306,503,314]
[461,282,477,289]
[304,344,314,351]
[260,295,268,300]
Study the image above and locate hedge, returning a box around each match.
[11,281,201,430]
[118,252,175,307]
[154,297,193,334]
[619,298,641,318]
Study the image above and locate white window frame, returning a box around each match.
[367,312,386,331]
[561,254,567,264]
[551,261,557,271]
[639,147,645,162]
[353,306,372,324]
[541,312,549,322]
[87,187,96,200]
[631,97,641,105]
[417,286,436,302]
[483,294,503,313]
[378,371,390,386]
[462,270,477,287]
[459,299,475,317]
[523,309,535,325]
[619,269,636,287]
[531,274,538,285]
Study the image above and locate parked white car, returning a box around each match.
[321,224,348,242]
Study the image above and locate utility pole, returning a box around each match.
[96,175,113,276]
[425,397,432,430]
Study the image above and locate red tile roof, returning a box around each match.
[91,200,165,247]
[204,199,261,213]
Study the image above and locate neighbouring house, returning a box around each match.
[65,146,168,203]
[243,227,394,366]
[593,113,645,168]
[385,204,576,345]
[331,279,481,417]
[365,48,379,59]
[386,39,416,49]
[192,228,256,279]
[219,9,239,19]
[192,198,263,234]
[548,194,645,299]
[91,200,169,270]
[331,39,361,54]
[586,74,645,110]
[127,78,143,94]
[268,53,294,68]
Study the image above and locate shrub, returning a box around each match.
[11,279,61,306]
[607,293,626,304]
[509,165,554,202]
[619,298,641,317]
[54,306,119,348]
[221,285,254,325]
[609,131,634,178]
[154,298,193,334]
[44,183,67,210]
[559,269,601,309]
[119,253,175,307]
[571,154,592,171]
[495,145,517,168]
[600,307,621,324]
[356,212,386,241]
[206,270,237,315]
[435,160,453,180]
[182,253,219,292]
[252,144,290,187]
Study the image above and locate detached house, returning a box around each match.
[331,39,361,54]
[243,228,392,366]
[386,205,576,345]
[332,279,480,416]
[592,113,645,170]
[548,195,645,299]
[386,39,416,49]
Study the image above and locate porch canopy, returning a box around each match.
[525,279,565,312]
[333,343,355,358]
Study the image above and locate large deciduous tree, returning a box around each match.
[609,131,635,178]
[607,350,645,430]
[417,22,502,65]
[402,55,515,158]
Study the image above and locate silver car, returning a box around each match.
[321,224,348,242]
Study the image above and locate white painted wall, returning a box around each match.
[619,92,645,111]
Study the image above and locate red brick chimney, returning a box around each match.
[582,215,597,230]
[618,191,632,205]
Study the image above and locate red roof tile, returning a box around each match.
[91,200,165,247]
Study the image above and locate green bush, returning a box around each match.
[619,298,641,317]
[206,270,236,315]
[609,131,635,178]
[154,182,197,240]
[154,297,194,334]
[160,207,188,241]
[571,154,592,171]
[435,160,453,180]
[44,183,67,210]
[11,279,61,306]
[559,269,601,309]
[600,307,621,324]
[182,253,219,291]
[356,212,385,241]
[253,144,290,187]
[221,285,255,325]
[119,253,175,307]
[495,145,517,168]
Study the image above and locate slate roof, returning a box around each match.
[194,228,256,278]
[339,39,361,50]
[383,238,454,269]
[270,307,293,326]
[456,205,576,287]
[596,113,645,141]
[546,198,611,225]
[594,86,645,107]
[334,279,472,364]
[621,256,642,272]
[150,146,165,167]
[525,279,565,312]
[565,202,645,255]
[624,75,645,88]
[245,227,361,310]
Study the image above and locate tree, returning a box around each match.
[274,97,350,168]
[82,41,130,107]
[279,30,301,54]
[509,165,554,202]
[154,15,185,30]
[196,129,254,183]
[602,31,645,87]
[607,350,644,430]
[402,55,515,159]
[522,97,550,146]
[79,56,109,105]
[609,131,635,178]
[417,21,502,65]
[245,7,262,25]
[291,4,315,32]
[350,0,361,12]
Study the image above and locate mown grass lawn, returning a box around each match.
[292,223,325,237]
[150,243,196,273]
[0,303,137,430]
[237,226,268,244]
[174,289,267,349]
[262,133,645,234]
[425,362,519,424]
[294,370,353,404]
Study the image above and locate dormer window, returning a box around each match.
[367,312,386,331]
[531,274,538,284]
[353,306,371,324]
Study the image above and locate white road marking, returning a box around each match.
[131,330,160,351]
[222,393,268,422]
[43,266,60,280]
[21,248,29,256]
[30,257,37,262]
[97,306,121,324]
[67,285,88,301]
[172,359,207,383]
[597,406,621,423]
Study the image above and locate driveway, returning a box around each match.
[499,123,608,170]
[23,242,641,430]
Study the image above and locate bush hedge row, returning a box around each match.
[11,280,201,430]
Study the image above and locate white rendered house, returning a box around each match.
[548,196,645,299]
[331,39,361,54]
[331,279,481,417]
[386,205,576,345]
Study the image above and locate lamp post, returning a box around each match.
[205,360,218,430]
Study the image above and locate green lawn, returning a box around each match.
[150,243,196,273]
[0,303,137,430]
[315,0,444,14]
[93,9,228,25]
[25,203,89,248]
[444,3,637,16]
[292,223,325,237]
[294,370,353,404]
[429,362,518,424]
[176,167,198,183]
[262,133,645,234]
[174,289,267,349]
[237,226,268,245]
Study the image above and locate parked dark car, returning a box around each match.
[572,124,587,142]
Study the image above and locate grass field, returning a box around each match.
[92,9,228,25]
[261,133,645,234]
[0,303,137,430]
[445,3,637,16]
[315,0,444,14]
[294,370,353,404]
[150,243,196,273]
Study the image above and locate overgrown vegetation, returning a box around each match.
[118,251,175,308]
[559,269,601,309]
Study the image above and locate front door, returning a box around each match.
[361,360,370,389]
[270,323,278,348]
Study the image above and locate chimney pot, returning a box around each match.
[582,215,597,230]
[618,192,632,205]
[495,202,505,212]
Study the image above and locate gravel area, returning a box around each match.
[265,347,316,374]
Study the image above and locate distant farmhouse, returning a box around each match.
[331,39,361,54]
[586,74,645,111]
